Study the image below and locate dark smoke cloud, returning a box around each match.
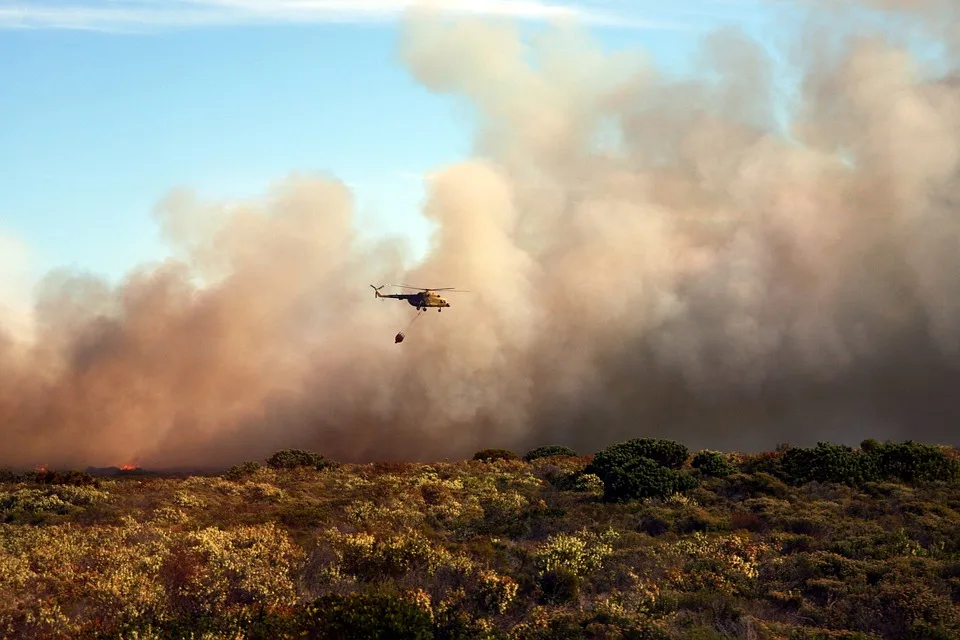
[3,0,960,470]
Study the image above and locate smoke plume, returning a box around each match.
[3,0,960,470]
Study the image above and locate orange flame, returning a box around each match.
[120,464,136,471]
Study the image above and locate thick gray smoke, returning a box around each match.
[2,0,960,470]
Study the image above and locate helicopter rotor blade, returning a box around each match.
[388,284,469,292]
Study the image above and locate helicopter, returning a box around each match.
[370,284,468,312]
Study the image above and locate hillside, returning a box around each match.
[1,439,958,639]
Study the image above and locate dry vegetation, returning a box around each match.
[1,439,958,639]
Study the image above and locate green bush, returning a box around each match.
[738,451,785,476]
[265,449,333,470]
[473,448,519,462]
[777,440,960,487]
[865,440,960,484]
[906,623,956,640]
[602,456,699,503]
[584,437,689,482]
[224,460,263,481]
[523,445,578,462]
[691,450,736,478]
[778,442,878,486]
[299,591,434,639]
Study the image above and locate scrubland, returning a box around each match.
[1,439,958,639]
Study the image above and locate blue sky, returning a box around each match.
[0,0,777,289]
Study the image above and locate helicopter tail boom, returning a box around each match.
[370,284,385,298]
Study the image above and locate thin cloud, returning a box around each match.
[0,0,689,32]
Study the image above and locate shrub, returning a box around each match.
[738,450,786,476]
[639,513,671,536]
[224,460,263,481]
[538,568,581,605]
[472,449,519,462]
[324,529,449,582]
[572,473,604,494]
[533,528,619,577]
[721,472,791,499]
[730,510,766,532]
[28,469,100,487]
[542,470,580,491]
[0,488,75,519]
[778,442,878,486]
[474,569,519,614]
[265,449,333,470]
[602,457,699,503]
[299,590,434,639]
[162,522,305,617]
[692,450,736,478]
[523,445,578,462]
[584,438,690,483]
[778,440,960,487]
[906,622,956,640]
[10,435,960,640]
[865,440,960,484]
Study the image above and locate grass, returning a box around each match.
[1,440,958,639]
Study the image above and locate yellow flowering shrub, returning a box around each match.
[325,473,375,493]
[0,519,173,638]
[240,482,286,502]
[663,492,699,508]
[533,528,619,577]
[173,490,208,509]
[166,523,305,616]
[2,516,306,636]
[668,532,769,594]
[151,505,190,525]
[0,489,74,516]
[459,466,543,495]
[0,483,111,522]
[475,568,519,614]
[319,527,449,581]
[0,438,955,638]
[51,484,112,505]
[476,490,530,531]
[507,604,557,637]
[411,470,469,525]
[446,494,486,526]
[572,473,604,494]
[344,498,425,530]
[411,469,465,492]
[590,569,661,618]
[181,476,244,496]
[409,587,434,620]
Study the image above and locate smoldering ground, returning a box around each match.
[3,1,960,470]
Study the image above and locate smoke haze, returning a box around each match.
[3,0,960,470]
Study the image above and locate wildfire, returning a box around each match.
[120,464,137,471]
[35,464,47,472]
